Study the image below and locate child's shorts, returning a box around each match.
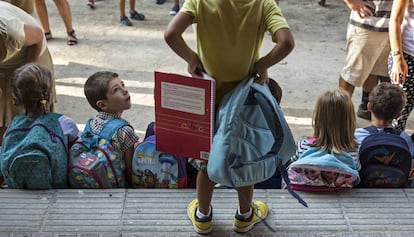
[340,24,390,87]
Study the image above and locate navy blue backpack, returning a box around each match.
[358,126,412,188]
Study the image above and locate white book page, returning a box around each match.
[160,82,205,115]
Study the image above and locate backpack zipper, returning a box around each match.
[6,124,67,153]
[5,148,51,176]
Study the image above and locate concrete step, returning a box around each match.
[0,188,414,236]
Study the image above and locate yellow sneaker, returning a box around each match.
[187,199,213,234]
[233,200,268,233]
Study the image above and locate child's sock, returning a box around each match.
[237,207,252,219]
[196,206,211,219]
[360,91,370,110]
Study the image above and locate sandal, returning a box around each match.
[44,31,52,40]
[129,11,145,21]
[67,30,78,46]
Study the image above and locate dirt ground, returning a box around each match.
[46,0,413,141]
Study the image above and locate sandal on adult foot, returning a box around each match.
[129,11,145,21]
[67,30,78,46]
[44,31,52,40]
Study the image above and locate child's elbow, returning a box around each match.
[164,29,176,45]
[281,33,295,53]
[274,28,295,52]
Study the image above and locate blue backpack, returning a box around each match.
[0,113,68,189]
[68,118,128,188]
[358,126,412,188]
[287,147,360,191]
[207,78,307,207]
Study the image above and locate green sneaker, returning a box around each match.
[187,199,213,234]
[233,200,268,233]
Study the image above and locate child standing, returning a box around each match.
[119,0,145,26]
[83,71,140,186]
[164,0,294,234]
[354,82,414,156]
[291,90,361,171]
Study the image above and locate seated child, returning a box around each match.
[11,63,79,149]
[287,90,361,190]
[355,82,414,187]
[1,63,79,188]
[291,90,361,171]
[355,82,414,157]
[83,71,140,186]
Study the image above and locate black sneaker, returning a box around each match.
[156,0,165,4]
[120,16,132,26]
[170,4,180,15]
[357,105,371,121]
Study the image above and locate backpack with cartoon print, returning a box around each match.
[68,118,127,188]
[358,126,411,188]
[287,147,360,191]
[132,122,195,188]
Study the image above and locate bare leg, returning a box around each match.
[129,0,135,12]
[34,0,51,33]
[53,0,74,33]
[237,185,254,213]
[339,76,355,97]
[119,0,126,17]
[196,171,215,214]
[362,74,380,93]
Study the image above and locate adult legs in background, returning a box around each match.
[397,53,414,130]
[33,0,77,45]
[339,24,390,121]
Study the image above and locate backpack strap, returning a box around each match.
[82,118,128,148]
[364,125,401,136]
[254,88,308,208]
[99,118,129,141]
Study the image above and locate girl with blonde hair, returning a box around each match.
[291,90,360,170]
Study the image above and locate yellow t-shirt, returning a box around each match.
[181,0,289,83]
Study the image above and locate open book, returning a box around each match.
[154,71,215,161]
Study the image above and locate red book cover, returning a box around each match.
[154,71,215,161]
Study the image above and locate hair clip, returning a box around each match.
[40,99,47,104]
